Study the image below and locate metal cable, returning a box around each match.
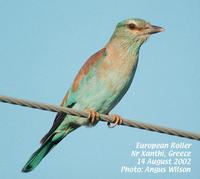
[0,95,199,141]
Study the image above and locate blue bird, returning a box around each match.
[22,18,164,172]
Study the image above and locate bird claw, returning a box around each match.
[107,114,123,128]
[87,110,100,126]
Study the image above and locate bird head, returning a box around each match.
[112,18,164,47]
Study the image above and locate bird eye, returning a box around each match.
[127,23,136,30]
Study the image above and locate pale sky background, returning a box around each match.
[0,0,200,179]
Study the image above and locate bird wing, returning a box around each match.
[71,47,106,92]
[40,48,106,144]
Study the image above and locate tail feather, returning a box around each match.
[22,124,79,173]
[22,139,55,173]
[22,131,66,173]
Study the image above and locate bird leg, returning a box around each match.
[107,114,123,128]
[87,110,100,126]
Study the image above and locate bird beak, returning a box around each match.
[148,25,165,34]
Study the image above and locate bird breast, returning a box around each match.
[97,47,138,92]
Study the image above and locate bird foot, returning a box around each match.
[107,114,123,128]
[87,110,100,126]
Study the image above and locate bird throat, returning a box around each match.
[107,35,143,60]
[104,36,140,81]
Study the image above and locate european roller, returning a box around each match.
[22,18,164,172]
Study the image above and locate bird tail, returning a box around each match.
[22,137,54,173]
[22,124,78,173]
